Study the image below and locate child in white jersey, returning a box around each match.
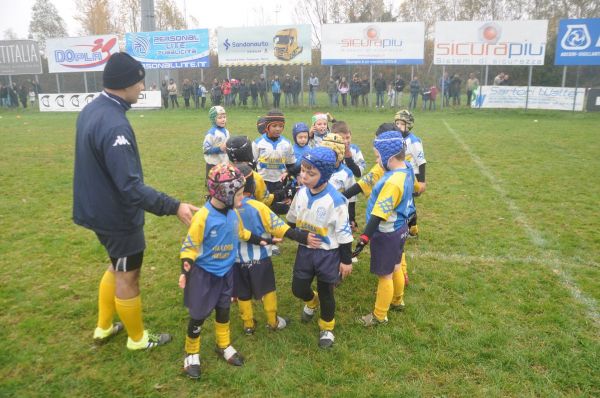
[203,106,230,184]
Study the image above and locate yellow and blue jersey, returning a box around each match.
[358,162,420,197]
[366,166,416,233]
[287,183,353,250]
[180,202,251,277]
[236,197,290,262]
[252,170,274,206]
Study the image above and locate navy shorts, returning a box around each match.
[233,258,276,300]
[184,266,233,320]
[370,224,409,276]
[293,245,340,284]
[96,229,145,260]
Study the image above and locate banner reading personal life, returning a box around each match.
[555,18,600,66]
[434,20,548,65]
[0,40,42,75]
[321,22,425,65]
[46,35,119,73]
[38,91,161,112]
[125,29,210,69]
[473,86,585,111]
[217,25,311,66]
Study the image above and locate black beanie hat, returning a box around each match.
[103,52,145,89]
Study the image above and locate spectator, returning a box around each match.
[160,81,169,109]
[210,79,222,106]
[386,83,395,108]
[250,79,258,107]
[9,83,18,108]
[429,85,438,111]
[258,74,268,107]
[374,73,386,108]
[192,79,200,109]
[221,79,232,106]
[230,78,239,106]
[292,76,301,106]
[493,72,505,85]
[19,84,28,108]
[338,76,349,107]
[466,73,479,107]
[394,75,405,107]
[238,79,249,106]
[168,79,179,108]
[271,75,281,108]
[327,76,338,106]
[501,74,511,86]
[283,74,293,107]
[182,79,192,109]
[450,74,462,106]
[308,72,319,106]
[198,81,207,109]
[360,75,370,107]
[409,76,420,110]
[350,74,362,107]
[439,72,450,107]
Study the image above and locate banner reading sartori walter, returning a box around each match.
[434,20,548,65]
[321,22,424,65]
[0,40,42,75]
[473,86,585,110]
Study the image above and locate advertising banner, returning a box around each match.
[321,22,425,65]
[125,29,210,69]
[554,19,600,66]
[38,91,161,112]
[434,20,548,65]
[0,40,42,75]
[473,86,584,111]
[217,25,311,66]
[46,35,119,73]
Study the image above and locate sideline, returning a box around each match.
[442,119,600,331]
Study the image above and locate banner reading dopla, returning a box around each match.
[0,40,42,75]
[126,29,210,69]
[321,22,424,65]
[218,25,311,66]
[434,21,548,65]
[555,19,600,66]
[46,35,119,73]
[472,86,585,111]
[38,91,161,112]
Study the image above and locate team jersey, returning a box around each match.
[253,134,296,183]
[236,197,290,262]
[349,143,366,174]
[253,170,274,206]
[293,144,310,168]
[366,166,415,233]
[180,202,251,277]
[203,126,230,165]
[329,164,357,203]
[357,162,420,197]
[403,132,426,176]
[312,131,328,146]
[287,183,353,250]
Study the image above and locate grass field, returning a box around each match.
[1,103,599,397]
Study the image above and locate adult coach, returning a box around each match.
[73,53,198,351]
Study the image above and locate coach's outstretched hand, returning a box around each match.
[177,203,200,226]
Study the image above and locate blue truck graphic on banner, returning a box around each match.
[125,29,210,69]
[554,19,600,66]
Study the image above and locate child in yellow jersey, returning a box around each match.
[233,165,321,335]
[178,164,276,380]
[352,131,415,326]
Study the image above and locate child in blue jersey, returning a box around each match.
[331,120,366,178]
[352,131,415,326]
[203,106,230,183]
[178,163,276,380]
[292,122,310,169]
[233,164,321,335]
[287,147,354,349]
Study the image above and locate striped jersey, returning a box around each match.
[349,143,366,175]
[366,166,415,233]
[329,164,357,203]
[403,132,426,176]
[253,134,296,183]
[203,126,230,165]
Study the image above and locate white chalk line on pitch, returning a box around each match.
[442,120,600,331]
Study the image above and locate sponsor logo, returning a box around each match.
[222,38,269,51]
[132,36,150,56]
[210,229,218,238]
[224,39,231,51]
[561,24,591,50]
[112,135,131,146]
[53,37,117,69]
[339,25,403,49]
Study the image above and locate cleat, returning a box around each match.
[183,354,201,379]
[358,312,388,327]
[93,322,124,344]
[318,330,335,349]
[301,305,316,323]
[243,319,256,336]
[215,345,244,366]
[127,330,172,351]
[390,301,406,312]
[271,245,281,256]
[267,315,289,331]
[409,225,419,237]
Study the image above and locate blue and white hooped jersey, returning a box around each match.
[236,197,290,262]
[253,134,296,183]
[287,184,353,250]
[329,164,357,203]
[404,132,426,175]
[349,143,366,174]
[203,126,230,165]
[366,166,415,233]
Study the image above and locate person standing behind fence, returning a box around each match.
[250,80,258,107]
[327,77,338,107]
[271,76,281,108]
[350,74,361,107]
[439,72,450,107]
[168,79,179,108]
[239,79,249,107]
[466,73,479,107]
[374,73,386,108]
[361,75,370,107]
[387,84,395,108]
[292,76,301,106]
[182,79,192,109]
[160,81,169,109]
[338,77,349,107]
[283,74,293,107]
[198,81,207,109]
[450,74,462,106]
[308,72,319,106]
[258,74,268,107]
[409,76,420,110]
[394,75,405,107]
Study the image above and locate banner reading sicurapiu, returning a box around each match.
[125,29,210,69]
[554,19,600,66]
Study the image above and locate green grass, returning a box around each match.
[1,103,599,397]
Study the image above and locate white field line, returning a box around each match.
[442,120,600,331]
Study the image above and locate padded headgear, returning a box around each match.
[311,113,328,125]
[302,147,337,187]
[256,116,267,135]
[320,133,345,165]
[226,136,254,163]
[207,163,246,207]
[373,131,406,171]
[264,110,285,133]
[208,106,226,125]
[292,122,310,145]
[394,109,414,131]
[235,163,255,195]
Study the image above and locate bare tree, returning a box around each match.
[116,0,141,34]
[74,0,116,35]
[155,0,186,31]
[28,0,67,51]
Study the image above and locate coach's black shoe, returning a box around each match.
[215,345,244,366]
[183,354,201,379]
[318,330,335,349]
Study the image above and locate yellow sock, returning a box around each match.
[214,321,231,349]
[318,318,335,331]
[262,291,278,328]
[185,336,201,354]
[238,299,255,329]
[401,252,408,278]
[374,277,393,320]
[392,268,405,306]
[305,290,319,309]
[115,295,144,342]
[97,270,116,330]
